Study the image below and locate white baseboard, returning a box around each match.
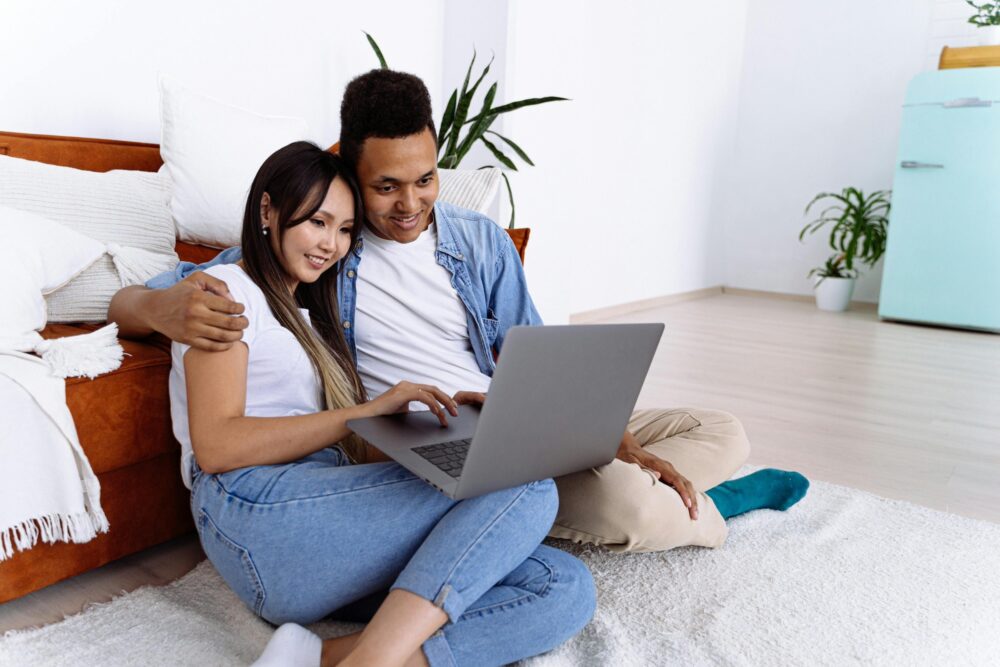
[721,286,879,311]
[569,285,879,323]
[569,286,724,323]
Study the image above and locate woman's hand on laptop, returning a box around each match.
[452,391,487,406]
[616,431,699,520]
[364,382,459,427]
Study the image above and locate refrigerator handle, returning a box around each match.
[901,161,944,169]
[943,97,992,108]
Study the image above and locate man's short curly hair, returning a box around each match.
[339,69,437,169]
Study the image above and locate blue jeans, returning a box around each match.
[189,448,595,666]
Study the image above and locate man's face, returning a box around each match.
[355,127,439,243]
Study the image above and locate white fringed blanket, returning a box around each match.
[1,193,170,560]
[0,327,122,560]
[3,471,999,665]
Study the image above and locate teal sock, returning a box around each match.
[705,469,809,520]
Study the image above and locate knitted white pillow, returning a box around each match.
[0,155,179,323]
[438,167,502,216]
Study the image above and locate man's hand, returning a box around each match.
[107,272,249,351]
[153,272,249,351]
[616,431,699,520]
[452,391,487,406]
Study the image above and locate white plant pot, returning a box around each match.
[978,25,1000,46]
[814,277,856,312]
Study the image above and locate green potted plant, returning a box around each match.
[966,1,1000,45]
[800,187,891,311]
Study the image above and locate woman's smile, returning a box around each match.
[305,253,329,269]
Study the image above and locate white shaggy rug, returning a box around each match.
[3,472,1000,667]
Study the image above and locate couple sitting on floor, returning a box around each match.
[111,69,809,667]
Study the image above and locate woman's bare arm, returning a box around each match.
[184,345,459,474]
[185,343,363,472]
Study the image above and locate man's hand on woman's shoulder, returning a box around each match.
[158,272,248,351]
[108,271,248,352]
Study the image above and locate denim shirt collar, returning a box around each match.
[432,206,467,262]
[348,203,464,263]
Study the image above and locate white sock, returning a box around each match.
[251,623,322,667]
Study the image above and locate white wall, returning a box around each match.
[4,2,987,314]
[503,0,748,323]
[500,0,989,312]
[721,0,985,302]
[0,0,445,146]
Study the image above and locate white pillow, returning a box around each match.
[0,206,105,335]
[0,155,179,323]
[159,75,310,249]
[438,167,502,216]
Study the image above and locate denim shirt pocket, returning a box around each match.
[196,508,267,616]
[481,316,500,345]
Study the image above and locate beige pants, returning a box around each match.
[549,408,750,553]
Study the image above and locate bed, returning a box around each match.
[0,130,529,603]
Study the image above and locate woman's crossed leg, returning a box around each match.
[191,448,595,666]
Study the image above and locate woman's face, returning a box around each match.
[264,177,355,293]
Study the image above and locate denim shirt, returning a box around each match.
[146,201,542,376]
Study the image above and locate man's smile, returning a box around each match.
[389,211,423,230]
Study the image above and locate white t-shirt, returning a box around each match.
[355,224,491,404]
[169,263,322,489]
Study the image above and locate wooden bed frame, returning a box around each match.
[0,131,161,171]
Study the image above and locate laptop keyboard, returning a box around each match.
[413,439,472,478]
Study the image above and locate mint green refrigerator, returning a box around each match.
[879,68,1000,332]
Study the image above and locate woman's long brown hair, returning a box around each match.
[240,141,368,462]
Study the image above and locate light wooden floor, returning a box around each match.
[619,293,1000,522]
[2,292,998,634]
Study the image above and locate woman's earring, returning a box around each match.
[261,226,269,236]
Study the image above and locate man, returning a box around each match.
[110,70,807,553]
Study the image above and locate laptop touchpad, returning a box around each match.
[349,404,481,449]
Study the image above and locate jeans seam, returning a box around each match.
[211,469,422,508]
[432,483,539,613]
[456,555,556,619]
[196,509,266,616]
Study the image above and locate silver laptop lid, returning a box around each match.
[454,323,663,498]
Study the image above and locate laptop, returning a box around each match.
[347,323,664,499]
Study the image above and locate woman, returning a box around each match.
[169,142,595,667]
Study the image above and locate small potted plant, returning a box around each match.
[966,1,1000,45]
[800,187,890,312]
